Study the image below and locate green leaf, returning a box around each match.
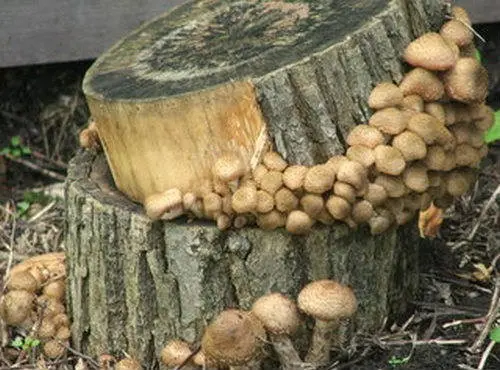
[16,200,30,215]
[475,49,482,63]
[11,148,21,157]
[485,110,500,143]
[0,147,10,155]
[490,326,500,343]
[11,337,24,349]
[10,136,21,147]
[30,339,40,348]
[21,146,31,155]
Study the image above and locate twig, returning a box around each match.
[0,357,77,370]
[28,201,56,223]
[442,317,486,329]
[469,276,500,353]
[468,184,500,241]
[58,341,100,369]
[477,340,496,370]
[3,154,66,181]
[31,151,68,169]
[379,338,467,346]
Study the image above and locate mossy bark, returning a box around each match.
[66,151,420,367]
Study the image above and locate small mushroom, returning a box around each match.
[115,358,142,370]
[403,163,429,193]
[368,82,404,110]
[443,58,488,104]
[213,154,245,190]
[43,279,65,301]
[262,151,288,172]
[251,293,306,370]
[78,119,101,150]
[374,175,407,198]
[368,208,394,235]
[161,339,196,369]
[401,94,424,112]
[326,155,350,173]
[363,183,388,207]
[374,145,406,176]
[303,165,335,194]
[256,210,287,230]
[424,102,446,124]
[0,290,35,325]
[333,182,357,204]
[275,188,299,213]
[407,113,443,144]
[440,20,473,47]
[43,339,67,359]
[392,131,427,161]
[6,271,39,293]
[232,184,258,214]
[424,145,447,171]
[368,107,407,135]
[399,68,444,102]
[259,170,284,195]
[336,160,366,190]
[253,164,269,186]
[326,195,351,221]
[455,144,481,167]
[298,280,357,365]
[144,188,184,220]
[351,200,374,224]
[202,309,265,370]
[300,194,325,219]
[234,215,250,229]
[256,190,274,214]
[346,145,375,168]
[216,214,232,230]
[282,165,308,191]
[403,32,458,71]
[446,169,475,196]
[203,192,223,219]
[286,210,314,235]
[345,126,385,149]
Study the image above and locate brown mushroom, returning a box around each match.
[6,271,40,293]
[304,165,335,194]
[374,175,407,198]
[0,290,35,325]
[455,144,481,168]
[43,340,67,359]
[363,183,388,207]
[300,194,325,219]
[368,82,404,110]
[403,163,429,193]
[333,182,357,204]
[373,145,406,176]
[262,151,288,172]
[401,94,425,112]
[298,280,357,365]
[446,169,475,196]
[346,145,375,168]
[256,210,287,230]
[161,339,196,369]
[399,68,444,102]
[256,190,274,214]
[260,170,284,195]
[345,126,385,149]
[424,103,446,124]
[326,195,351,221]
[253,164,269,186]
[144,188,184,220]
[351,200,374,224]
[443,58,488,104]
[282,165,308,191]
[368,208,394,235]
[392,131,427,161]
[336,160,366,190]
[275,188,299,213]
[440,20,473,47]
[43,279,65,301]
[368,107,407,135]
[213,154,245,184]
[286,210,314,235]
[403,32,458,71]
[232,184,258,214]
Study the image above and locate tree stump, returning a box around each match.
[67,0,446,367]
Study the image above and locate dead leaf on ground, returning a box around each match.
[418,202,444,239]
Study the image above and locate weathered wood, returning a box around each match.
[83,0,445,205]
[0,0,186,68]
[65,150,420,367]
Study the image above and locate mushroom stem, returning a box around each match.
[269,334,314,370]
[305,318,341,365]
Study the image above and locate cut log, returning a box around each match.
[68,0,446,367]
[66,150,420,366]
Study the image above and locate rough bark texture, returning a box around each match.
[66,150,420,368]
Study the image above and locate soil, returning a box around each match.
[0,20,499,370]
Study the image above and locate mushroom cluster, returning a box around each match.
[80,7,491,236]
[0,253,70,360]
[160,279,357,369]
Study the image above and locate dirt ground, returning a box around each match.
[0,21,499,370]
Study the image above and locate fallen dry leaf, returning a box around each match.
[418,202,444,239]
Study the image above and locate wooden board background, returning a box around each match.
[0,0,498,67]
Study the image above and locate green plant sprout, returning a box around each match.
[15,191,51,218]
[0,136,31,157]
[388,354,412,367]
[11,336,41,352]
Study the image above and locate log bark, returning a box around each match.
[67,0,446,368]
[66,150,420,367]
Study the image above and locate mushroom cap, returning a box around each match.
[374,175,407,198]
[216,214,232,230]
[0,290,35,325]
[275,188,299,213]
[446,169,475,196]
[407,113,443,144]
[368,208,394,235]
[455,144,481,167]
[256,190,274,214]
[232,184,258,214]
[282,165,308,190]
[403,163,429,193]
[424,103,446,125]
[202,309,265,366]
[145,188,183,220]
[256,210,287,230]
[351,200,374,224]
[213,154,245,182]
[43,339,67,359]
[52,313,70,329]
[262,151,288,172]
[401,94,425,112]
[203,192,223,217]
[333,181,357,204]
[403,32,458,71]
[392,131,427,161]
[336,160,367,190]
[373,145,406,176]
[55,325,71,340]
[253,164,269,186]
[326,155,351,173]
[399,68,444,102]
[182,192,197,210]
[346,145,375,168]
[440,20,473,47]
[6,271,39,293]
[424,145,448,171]
[252,293,300,336]
[233,215,250,229]
[449,123,471,144]
[300,194,325,218]
[297,280,357,322]
[303,165,335,194]
[363,183,388,207]
[473,105,495,131]
[368,107,407,135]
[114,358,142,370]
[368,82,404,110]
[326,195,351,220]
[286,210,314,235]
[443,58,488,104]
[37,317,57,339]
[260,170,284,195]
[451,6,471,25]
[346,126,385,149]
[160,339,193,367]
[43,280,66,301]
